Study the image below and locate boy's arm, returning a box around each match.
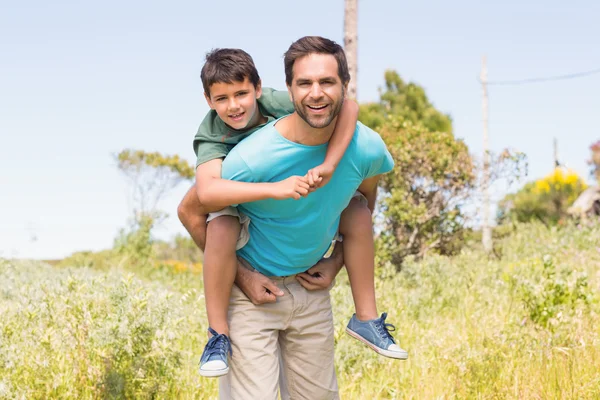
[196,159,310,209]
[306,99,359,188]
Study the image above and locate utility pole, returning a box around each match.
[344,0,358,99]
[481,55,492,253]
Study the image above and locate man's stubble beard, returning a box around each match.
[292,87,345,129]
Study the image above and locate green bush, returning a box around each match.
[376,119,475,265]
[499,168,588,226]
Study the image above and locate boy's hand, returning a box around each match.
[306,163,334,190]
[272,176,310,200]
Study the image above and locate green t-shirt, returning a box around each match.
[193,87,294,166]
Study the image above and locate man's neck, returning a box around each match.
[278,113,337,146]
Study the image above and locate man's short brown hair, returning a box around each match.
[283,36,350,87]
[201,48,261,96]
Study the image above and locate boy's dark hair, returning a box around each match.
[283,36,350,87]
[201,48,261,96]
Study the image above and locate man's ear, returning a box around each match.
[255,80,263,99]
[287,84,293,102]
[204,92,214,109]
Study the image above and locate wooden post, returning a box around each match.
[344,0,358,99]
[481,55,492,253]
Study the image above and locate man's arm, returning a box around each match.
[306,99,359,187]
[196,159,310,209]
[357,174,381,214]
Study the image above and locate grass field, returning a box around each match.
[1,222,599,399]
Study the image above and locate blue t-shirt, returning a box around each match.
[221,119,394,276]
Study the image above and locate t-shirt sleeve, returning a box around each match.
[193,110,231,166]
[221,149,256,183]
[258,88,295,118]
[195,142,231,167]
[362,130,395,179]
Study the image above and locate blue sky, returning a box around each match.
[1,0,598,259]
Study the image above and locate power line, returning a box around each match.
[480,67,600,86]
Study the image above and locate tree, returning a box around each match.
[498,168,588,226]
[344,0,358,99]
[116,149,194,218]
[359,70,453,134]
[376,119,475,265]
[361,71,474,265]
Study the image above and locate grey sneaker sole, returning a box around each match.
[345,327,408,360]
[199,366,229,378]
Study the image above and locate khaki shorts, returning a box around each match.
[206,206,251,250]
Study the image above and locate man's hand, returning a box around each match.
[305,163,334,189]
[271,176,310,200]
[296,255,341,291]
[235,263,284,305]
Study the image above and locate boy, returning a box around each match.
[177,48,407,377]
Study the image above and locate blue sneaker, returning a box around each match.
[346,313,408,359]
[199,327,233,377]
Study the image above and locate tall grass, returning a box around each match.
[1,222,599,399]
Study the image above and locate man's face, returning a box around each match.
[205,78,262,130]
[288,54,346,129]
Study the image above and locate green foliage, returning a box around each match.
[498,168,588,226]
[114,213,156,268]
[116,149,195,181]
[2,222,600,398]
[511,254,593,329]
[153,234,203,264]
[0,261,204,399]
[57,249,118,270]
[116,149,194,215]
[359,71,474,265]
[358,70,453,133]
[376,119,475,264]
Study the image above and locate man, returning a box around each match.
[217,36,395,399]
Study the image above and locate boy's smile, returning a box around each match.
[205,78,265,130]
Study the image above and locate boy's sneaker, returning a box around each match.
[199,327,233,377]
[346,313,408,359]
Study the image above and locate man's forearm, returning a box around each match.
[234,258,252,286]
[197,178,275,208]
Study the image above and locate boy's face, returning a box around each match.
[287,53,346,129]
[205,78,262,130]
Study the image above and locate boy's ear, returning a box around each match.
[204,92,214,109]
[255,80,263,99]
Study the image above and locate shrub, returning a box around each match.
[498,168,588,226]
